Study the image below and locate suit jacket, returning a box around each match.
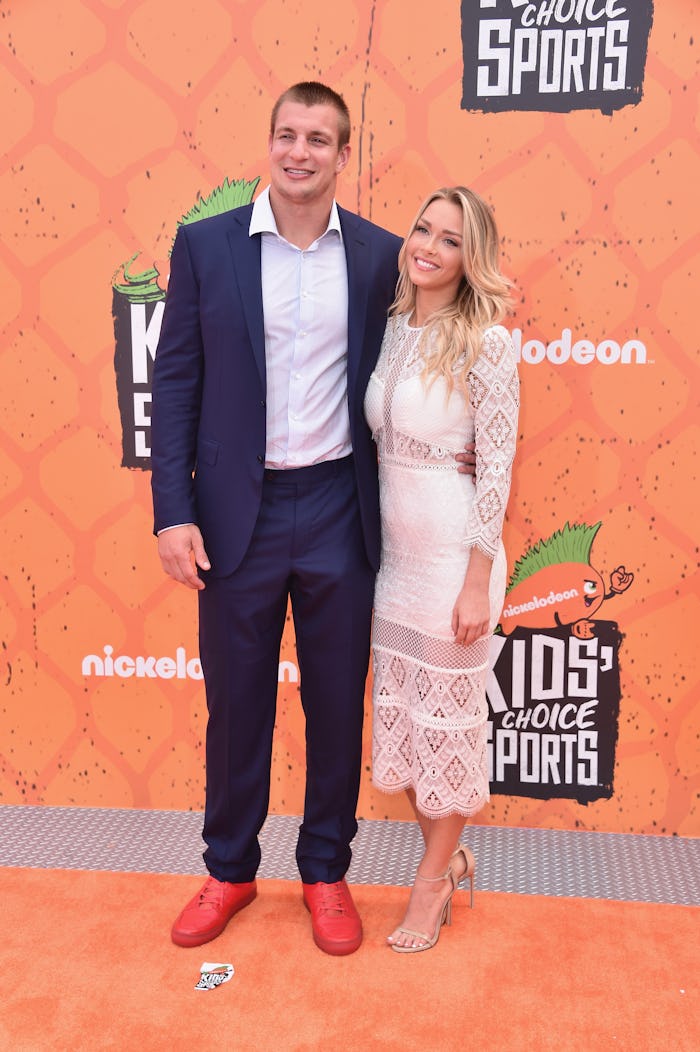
[151,202,401,577]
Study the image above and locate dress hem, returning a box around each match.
[371,776,489,820]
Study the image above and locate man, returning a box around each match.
[152,81,474,956]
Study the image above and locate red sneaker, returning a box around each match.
[171,876,257,948]
[302,879,363,956]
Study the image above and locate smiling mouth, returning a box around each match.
[284,167,314,176]
[413,257,439,271]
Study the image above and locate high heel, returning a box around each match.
[390,868,456,954]
[451,844,476,909]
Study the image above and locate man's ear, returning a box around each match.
[336,143,351,173]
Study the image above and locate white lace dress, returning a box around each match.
[364,313,519,818]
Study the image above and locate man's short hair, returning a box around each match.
[270,81,351,149]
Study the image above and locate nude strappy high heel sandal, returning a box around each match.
[451,844,476,909]
[389,868,456,954]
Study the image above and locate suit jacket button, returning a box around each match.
[260,400,266,408]
[257,455,264,463]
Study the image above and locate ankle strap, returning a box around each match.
[416,867,451,883]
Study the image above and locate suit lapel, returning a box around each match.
[339,207,370,408]
[225,205,373,398]
[227,206,265,388]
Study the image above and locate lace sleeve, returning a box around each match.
[464,325,520,559]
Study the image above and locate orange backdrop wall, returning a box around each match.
[1,0,697,837]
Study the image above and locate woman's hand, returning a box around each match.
[451,584,490,646]
[452,546,494,645]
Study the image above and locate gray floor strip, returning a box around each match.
[0,805,697,906]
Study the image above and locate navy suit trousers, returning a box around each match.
[199,455,376,884]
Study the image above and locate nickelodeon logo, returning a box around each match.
[82,645,299,683]
[512,328,647,366]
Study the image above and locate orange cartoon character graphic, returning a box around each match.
[499,522,633,639]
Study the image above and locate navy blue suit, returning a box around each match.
[151,202,401,882]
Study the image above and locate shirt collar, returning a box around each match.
[249,185,343,242]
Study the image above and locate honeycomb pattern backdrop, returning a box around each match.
[0,0,697,836]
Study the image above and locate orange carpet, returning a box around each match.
[0,868,697,1051]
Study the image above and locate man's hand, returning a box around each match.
[157,525,210,590]
[455,441,476,476]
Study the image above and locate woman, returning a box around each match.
[364,186,519,952]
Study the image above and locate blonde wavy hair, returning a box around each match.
[391,186,513,392]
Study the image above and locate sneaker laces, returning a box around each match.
[197,878,225,910]
[314,882,348,917]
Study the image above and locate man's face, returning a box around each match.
[268,101,350,207]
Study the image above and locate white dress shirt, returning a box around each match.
[250,186,351,469]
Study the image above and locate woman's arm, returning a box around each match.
[463,326,520,559]
[453,326,520,644]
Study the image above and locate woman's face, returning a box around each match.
[406,198,465,303]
